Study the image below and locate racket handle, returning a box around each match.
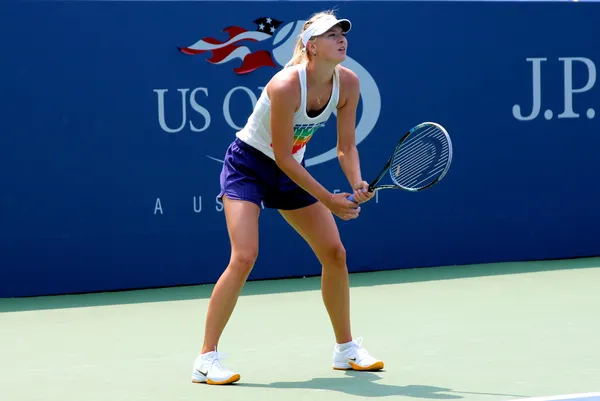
[348,188,370,203]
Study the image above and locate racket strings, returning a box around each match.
[391,126,439,180]
[390,126,451,190]
[409,142,449,188]
[390,127,436,178]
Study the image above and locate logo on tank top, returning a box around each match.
[266,122,326,154]
[178,16,381,167]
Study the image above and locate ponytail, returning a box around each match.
[284,36,308,68]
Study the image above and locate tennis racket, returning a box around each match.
[348,122,453,202]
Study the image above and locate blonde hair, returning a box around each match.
[284,10,338,68]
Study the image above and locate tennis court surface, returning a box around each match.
[2,257,599,401]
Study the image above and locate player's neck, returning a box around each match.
[305,60,336,86]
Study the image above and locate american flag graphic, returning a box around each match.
[180,17,283,75]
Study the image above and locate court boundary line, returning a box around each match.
[509,393,600,401]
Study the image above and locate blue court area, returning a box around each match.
[1,0,600,298]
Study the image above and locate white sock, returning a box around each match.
[200,347,217,357]
[336,340,354,351]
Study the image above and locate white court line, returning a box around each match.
[509,393,600,401]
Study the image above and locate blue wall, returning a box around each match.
[1,0,599,297]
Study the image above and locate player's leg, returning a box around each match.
[278,201,384,371]
[192,197,259,385]
[279,201,351,342]
[192,138,266,385]
[202,196,260,353]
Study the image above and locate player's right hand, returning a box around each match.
[325,193,361,221]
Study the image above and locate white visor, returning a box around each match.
[301,16,352,48]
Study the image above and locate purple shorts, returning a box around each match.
[218,138,319,210]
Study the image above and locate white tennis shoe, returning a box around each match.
[332,337,384,371]
[191,350,240,385]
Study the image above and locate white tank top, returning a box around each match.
[236,63,341,163]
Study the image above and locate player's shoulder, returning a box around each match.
[337,65,360,89]
[336,65,360,108]
[266,65,301,100]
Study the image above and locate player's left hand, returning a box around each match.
[351,181,375,204]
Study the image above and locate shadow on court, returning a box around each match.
[1,256,598,313]
[236,371,527,399]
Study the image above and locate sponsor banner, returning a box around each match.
[0,1,598,297]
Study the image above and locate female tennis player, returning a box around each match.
[191,10,384,385]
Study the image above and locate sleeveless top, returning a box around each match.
[236,63,341,163]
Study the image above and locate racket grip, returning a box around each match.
[347,194,355,202]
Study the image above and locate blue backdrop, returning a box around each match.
[1,0,599,297]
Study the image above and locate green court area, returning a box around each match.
[1,257,599,401]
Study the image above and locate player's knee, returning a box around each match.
[231,248,258,273]
[322,242,347,269]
